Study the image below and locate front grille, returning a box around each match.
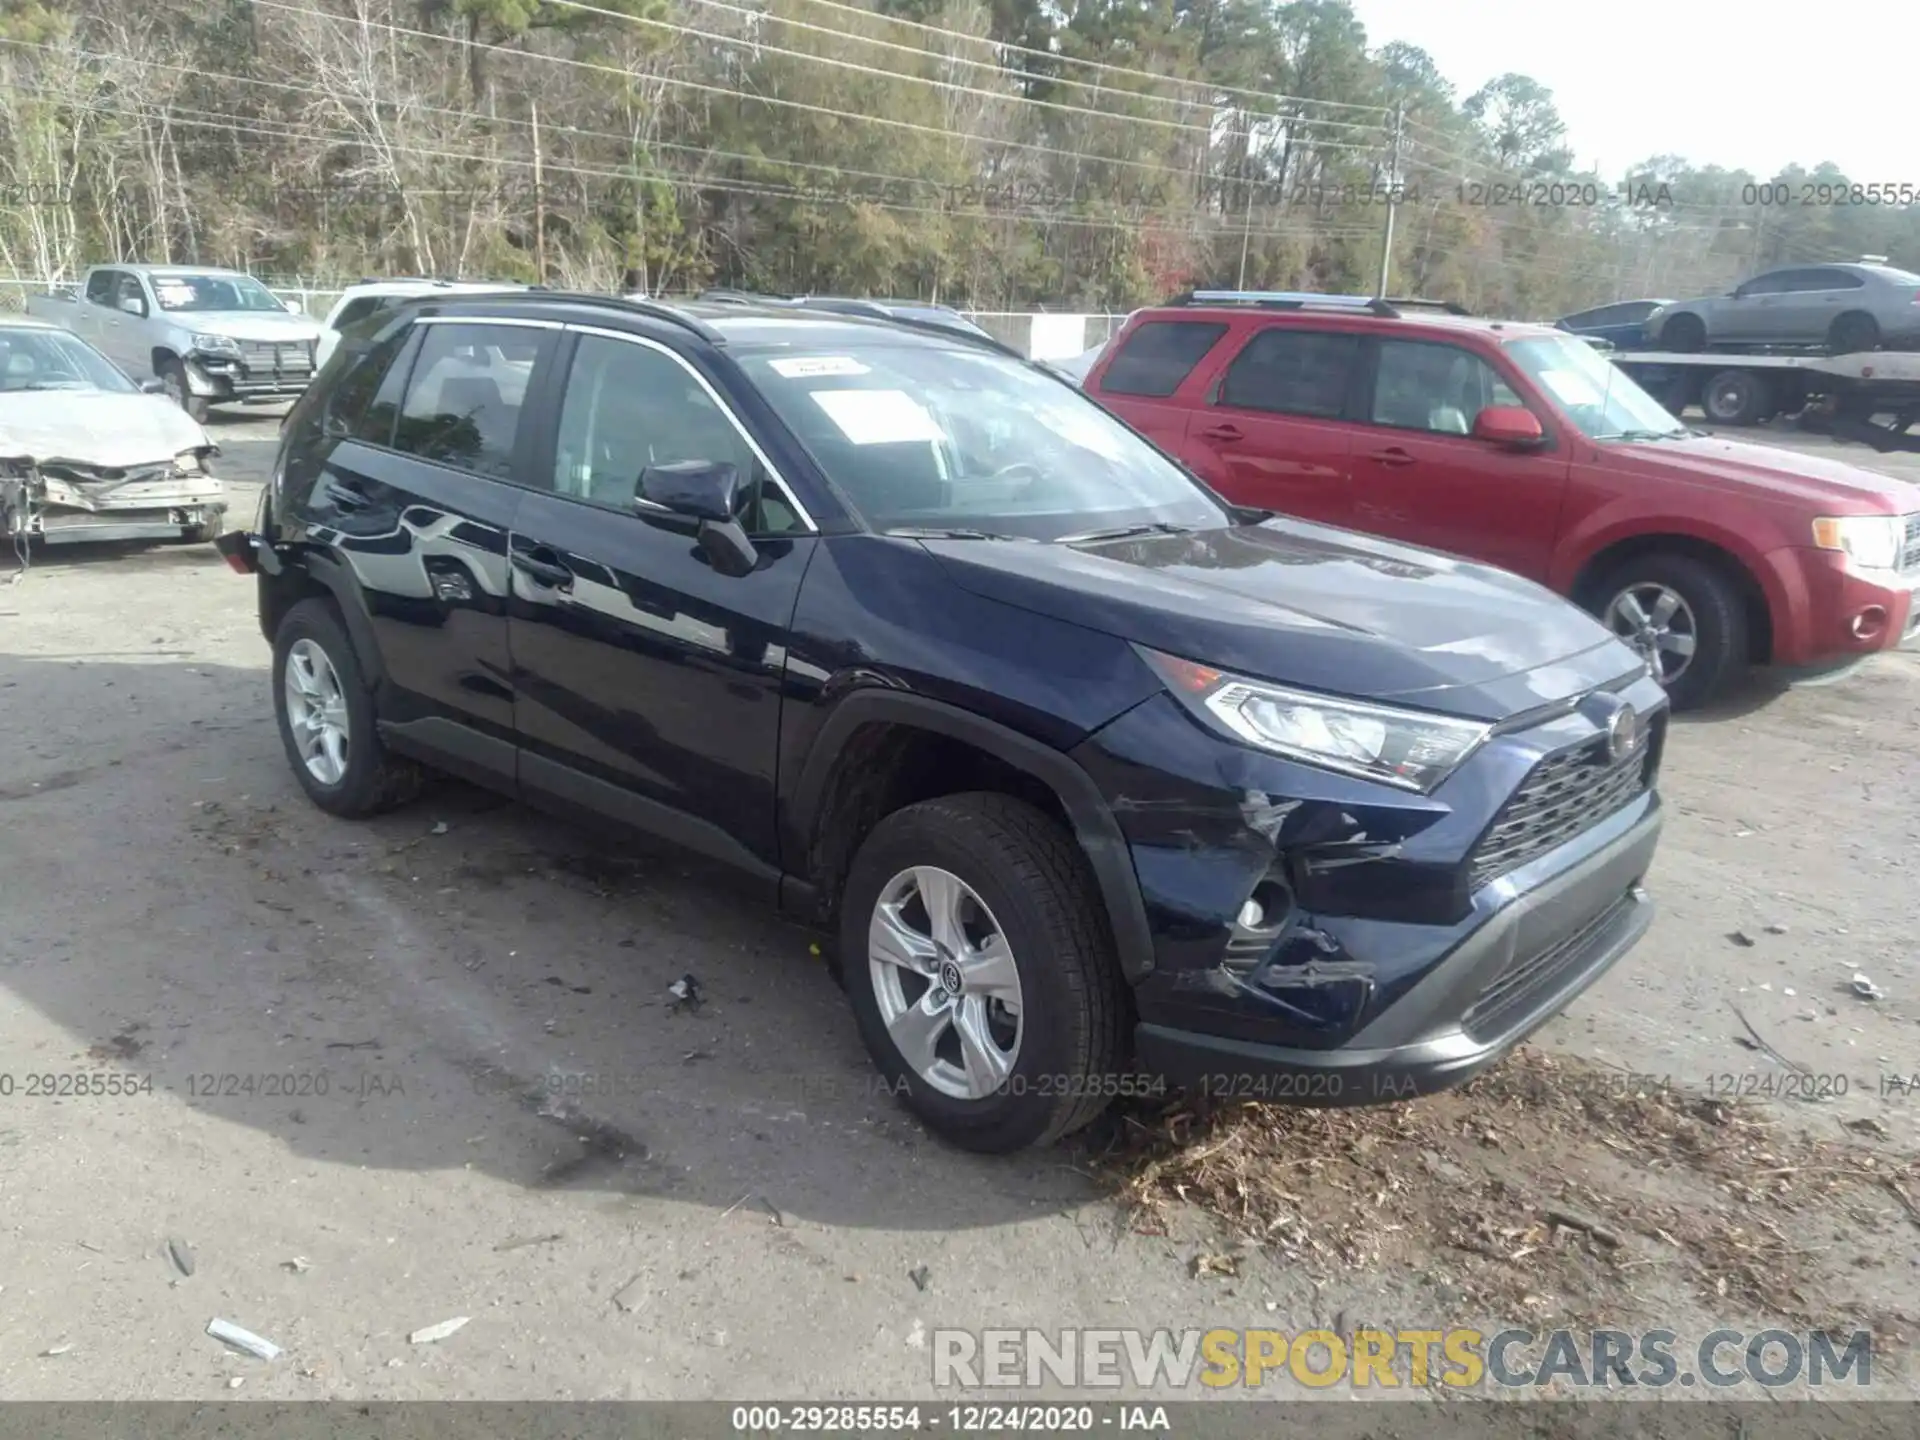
[1462,891,1636,1041]
[239,340,314,373]
[1901,512,1920,574]
[1467,725,1658,891]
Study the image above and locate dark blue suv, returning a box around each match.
[217,292,1667,1153]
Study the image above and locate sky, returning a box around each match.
[1349,0,1902,191]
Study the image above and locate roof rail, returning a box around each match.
[466,290,725,343]
[1170,289,1402,318]
[1380,296,1471,316]
[699,286,797,305]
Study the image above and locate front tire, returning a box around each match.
[839,793,1127,1153]
[1594,553,1748,711]
[271,598,422,817]
[160,359,211,423]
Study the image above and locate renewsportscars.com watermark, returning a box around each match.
[933,1328,1875,1391]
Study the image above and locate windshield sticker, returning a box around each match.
[769,355,870,379]
[154,283,196,307]
[1536,368,1606,406]
[810,388,944,445]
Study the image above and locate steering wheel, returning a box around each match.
[988,460,1044,489]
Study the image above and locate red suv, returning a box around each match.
[1085,291,1920,708]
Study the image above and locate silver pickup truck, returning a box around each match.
[25,264,327,421]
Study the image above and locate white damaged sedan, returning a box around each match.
[0,319,225,548]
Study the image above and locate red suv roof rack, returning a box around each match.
[1164,290,1470,319]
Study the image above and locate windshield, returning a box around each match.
[1505,333,1685,440]
[739,343,1225,540]
[151,273,286,313]
[0,327,136,393]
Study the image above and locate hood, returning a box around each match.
[921,519,1641,721]
[1612,433,1920,511]
[0,389,211,465]
[167,309,326,343]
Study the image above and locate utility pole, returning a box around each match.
[1235,114,1255,290]
[530,99,547,284]
[1377,101,1403,297]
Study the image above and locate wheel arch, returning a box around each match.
[264,548,392,692]
[787,689,1156,982]
[1571,530,1775,664]
[151,345,182,376]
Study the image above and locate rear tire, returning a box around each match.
[1829,312,1880,356]
[839,793,1127,1153]
[271,598,422,817]
[1593,552,1748,711]
[1702,369,1770,426]
[1660,312,1706,352]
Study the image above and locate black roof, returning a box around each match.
[411,290,1012,355]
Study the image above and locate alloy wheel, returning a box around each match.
[867,865,1024,1100]
[1605,582,1698,685]
[283,637,351,785]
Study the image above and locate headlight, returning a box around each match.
[191,333,241,354]
[174,450,203,474]
[1812,514,1904,571]
[1139,647,1492,793]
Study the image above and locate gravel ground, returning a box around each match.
[0,407,1916,1403]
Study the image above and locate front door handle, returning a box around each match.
[1367,447,1416,467]
[1199,423,1243,442]
[511,549,574,590]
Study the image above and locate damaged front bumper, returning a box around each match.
[1073,672,1668,1102]
[0,456,227,546]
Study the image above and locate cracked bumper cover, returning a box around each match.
[1134,799,1662,1102]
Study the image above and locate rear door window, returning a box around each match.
[391,322,551,481]
[1098,320,1227,397]
[1216,328,1362,419]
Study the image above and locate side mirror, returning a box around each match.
[138,378,166,395]
[1472,406,1546,450]
[119,296,147,317]
[636,459,757,577]
[284,298,304,314]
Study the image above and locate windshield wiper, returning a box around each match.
[1605,428,1686,442]
[883,526,1018,541]
[1056,521,1195,545]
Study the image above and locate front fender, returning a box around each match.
[785,686,1158,982]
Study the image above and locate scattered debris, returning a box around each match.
[227,1377,244,1390]
[1846,1118,1892,1140]
[612,1276,648,1313]
[408,1316,470,1345]
[1189,1252,1240,1279]
[909,1265,932,1292]
[1544,1207,1623,1249]
[667,974,704,1010]
[324,1038,381,1051]
[1851,973,1886,1002]
[682,1049,713,1064]
[906,1320,927,1350]
[166,1238,196,1277]
[494,1233,563,1253]
[720,1191,785,1227]
[41,1344,72,1358]
[1728,930,1756,948]
[282,1256,311,1273]
[76,1241,104,1254]
[430,821,449,835]
[207,1318,282,1361]
[1729,1003,1812,1075]
[1765,923,1790,935]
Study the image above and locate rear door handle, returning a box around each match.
[511,548,574,590]
[1366,447,1416,467]
[1198,423,1243,442]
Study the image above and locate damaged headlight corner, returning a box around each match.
[191,333,242,356]
[1138,646,1490,794]
[174,449,204,474]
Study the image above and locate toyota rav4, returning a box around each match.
[217,292,1666,1152]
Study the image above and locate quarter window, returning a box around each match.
[391,322,548,481]
[1099,321,1227,398]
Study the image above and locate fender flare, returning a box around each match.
[790,688,1157,982]
[280,547,390,694]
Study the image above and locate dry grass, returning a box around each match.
[1105,1048,1919,1337]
